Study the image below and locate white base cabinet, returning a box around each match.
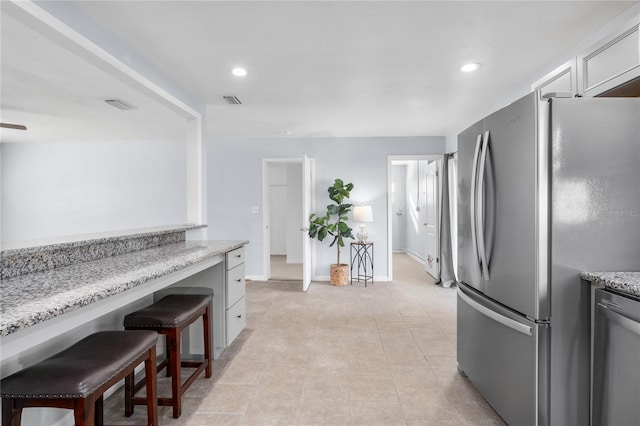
[225,247,246,346]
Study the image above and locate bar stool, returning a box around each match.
[123,294,212,418]
[0,330,158,426]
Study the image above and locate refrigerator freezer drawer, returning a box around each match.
[457,284,550,426]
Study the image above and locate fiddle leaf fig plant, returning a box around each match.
[308,179,355,265]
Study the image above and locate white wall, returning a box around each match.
[207,135,445,280]
[1,139,187,242]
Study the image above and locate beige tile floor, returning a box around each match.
[104,254,504,425]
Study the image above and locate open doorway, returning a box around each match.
[387,155,442,282]
[264,161,303,280]
[262,156,315,290]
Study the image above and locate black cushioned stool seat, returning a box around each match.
[123,294,212,418]
[1,330,158,426]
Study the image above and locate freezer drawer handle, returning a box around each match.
[597,303,640,336]
[458,287,532,336]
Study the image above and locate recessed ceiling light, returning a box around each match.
[460,62,480,73]
[232,67,247,77]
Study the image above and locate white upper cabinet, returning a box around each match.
[532,59,578,99]
[577,15,640,97]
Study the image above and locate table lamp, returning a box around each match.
[353,205,373,242]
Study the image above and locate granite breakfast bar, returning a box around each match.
[0,226,247,425]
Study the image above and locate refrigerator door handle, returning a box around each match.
[477,130,490,280]
[458,287,532,336]
[470,133,483,266]
[597,303,640,336]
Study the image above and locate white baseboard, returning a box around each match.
[392,249,406,254]
[405,250,426,265]
[313,275,390,283]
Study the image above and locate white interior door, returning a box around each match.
[302,155,313,291]
[269,186,287,255]
[425,161,440,279]
[391,165,406,251]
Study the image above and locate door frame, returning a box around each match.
[387,155,443,282]
[262,158,315,288]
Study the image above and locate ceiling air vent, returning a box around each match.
[221,95,242,105]
[105,98,136,111]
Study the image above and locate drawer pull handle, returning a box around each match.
[236,279,242,283]
[236,314,242,319]
[235,254,242,258]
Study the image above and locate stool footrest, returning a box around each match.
[125,295,212,418]
[129,360,209,407]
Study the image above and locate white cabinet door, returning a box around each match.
[225,297,246,346]
[226,263,246,308]
[578,15,640,97]
[531,58,577,99]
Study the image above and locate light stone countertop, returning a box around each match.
[0,240,247,337]
[581,271,640,297]
[1,224,206,253]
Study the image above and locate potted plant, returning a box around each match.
[308,179,355,285]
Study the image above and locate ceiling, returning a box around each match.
[2,1,638,143]
[0,7,188,144]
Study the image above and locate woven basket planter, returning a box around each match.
[330,264,349,286]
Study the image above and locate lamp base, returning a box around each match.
[357,224,368,242]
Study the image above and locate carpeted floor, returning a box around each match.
[103,253,504,425]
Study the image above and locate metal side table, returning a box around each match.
[350,241,373,287]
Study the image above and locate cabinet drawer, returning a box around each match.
[226,263,246,308]
[226,247,245,270]
[225,296,246,346]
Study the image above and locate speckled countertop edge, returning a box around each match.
[581,272,640,297]
[0,240,247,337]
[1,224,206,255]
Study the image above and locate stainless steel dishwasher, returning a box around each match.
[592,288,640,426]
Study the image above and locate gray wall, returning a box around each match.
[2,139,186,242]
[207,136,445,279]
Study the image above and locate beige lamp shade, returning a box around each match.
[353,205,373,223]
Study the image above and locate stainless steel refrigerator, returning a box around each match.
[456,92,640,426]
